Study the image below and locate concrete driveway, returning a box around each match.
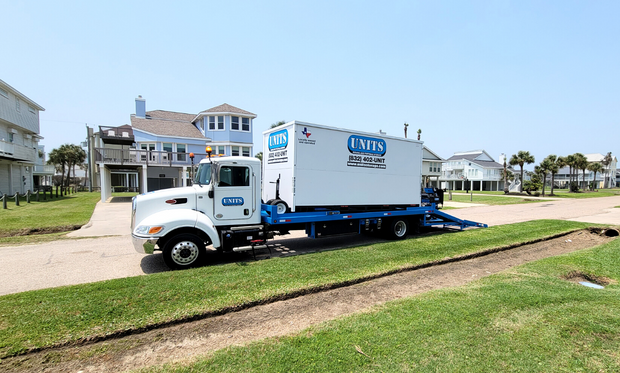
[1,195,619,296]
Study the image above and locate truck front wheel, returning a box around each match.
[387,218,409,240]
[162,233,206,270]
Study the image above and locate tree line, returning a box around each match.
[506,151,614,196]
[47,144,87,188]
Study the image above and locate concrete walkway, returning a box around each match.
[67,197,133,238]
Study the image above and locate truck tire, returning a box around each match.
[162,233,206,270]
[387,218,409,240]
[269,199,289,214]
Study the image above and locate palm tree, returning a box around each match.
[540,155,559,196]
[417,129,421,140]
[555,156,567,190]
[573,153,588,191]
[545,155,561,195]
[565,154,576,185]
[587,162,604,191]
[602,152,613,188]
[403,122,409,138]
[270,120,287,129]
[509,151,535,193]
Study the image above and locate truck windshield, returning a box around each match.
[194,163,212,185]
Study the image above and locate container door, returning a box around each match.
[213,164,255,221]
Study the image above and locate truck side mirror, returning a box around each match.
[208,189,214,199]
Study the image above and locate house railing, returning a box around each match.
[94,148,208,167]
[33,165,56,174]
[0,140,36,162]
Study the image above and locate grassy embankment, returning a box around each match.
[0,192,101,245]
[146,233,620,373]
[0,220,598,358]
[447,194,552,205]
[451,188,620,199]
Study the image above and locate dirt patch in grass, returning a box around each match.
[563,270,615,287]
[0,225,82,238]
[1,229,616,373]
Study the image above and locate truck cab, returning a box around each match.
[131,156,263,269]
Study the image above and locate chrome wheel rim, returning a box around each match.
[394,221,407,237]
[170,240,199,265]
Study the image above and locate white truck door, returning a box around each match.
[213,163,255,221]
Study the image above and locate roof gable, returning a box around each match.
[200,103,256,117]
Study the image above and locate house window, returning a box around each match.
[214,145,225,155]
[16,98,20,112]
[231,116,239,130]
[242,118,250,131]
[231,146,240,156]
[208,116,215,130]
[242,147,250,157]
[218,116,224,130]
[28,105,35,114]
[200,120,205,132]
[176,144,186,161]
[0,87,8,98]
[9,133,14,143]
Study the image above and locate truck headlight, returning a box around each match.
[135,225,164,235]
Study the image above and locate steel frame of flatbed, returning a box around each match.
[261,204,488,232]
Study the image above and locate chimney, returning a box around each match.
[135,95,146,118]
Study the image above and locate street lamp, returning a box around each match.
[189,152,195,182]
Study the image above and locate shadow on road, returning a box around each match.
[139,227,462,273]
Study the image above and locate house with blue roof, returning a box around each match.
[91,96,256,201]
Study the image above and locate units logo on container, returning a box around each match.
[222,197,244,206]
[347,135,387,169]
[268,129,288,151]
[268,129,289,164]
[348,135,387,156]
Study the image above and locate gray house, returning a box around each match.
[0,79,51,195]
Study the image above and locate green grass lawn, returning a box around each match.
[448,194,551,205]
[0,192,100,240]
[551,189,620,199]
[146,233,620,373]
[0,220,595,358]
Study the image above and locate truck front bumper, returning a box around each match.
[132,235,158,254]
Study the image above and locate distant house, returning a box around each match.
[91,97,256,201]
[440,150,505,191]
[554,153,618,189]
[422,146,444,188]
[0,79,52,194]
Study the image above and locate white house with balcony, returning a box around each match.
[0,79,50,195]
[440,150,505,191]
[422,146,444,188]
[92,97,256,201]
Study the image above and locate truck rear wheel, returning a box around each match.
[387,218,409,240]
[162,233,206,270]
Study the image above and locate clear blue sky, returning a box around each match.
[2,0,618,167]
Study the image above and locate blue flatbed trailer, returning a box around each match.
[261,203,487,239]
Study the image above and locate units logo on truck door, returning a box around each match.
[268,129,289,164]
[347,135,387,169]
[222,197,244,206]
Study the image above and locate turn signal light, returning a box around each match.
[148,226,164,234]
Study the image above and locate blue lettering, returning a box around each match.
[268,129,288,150]
[347,135,387,156]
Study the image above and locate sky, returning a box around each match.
[2,0,619,168]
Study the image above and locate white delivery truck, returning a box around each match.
[132,121,486,269]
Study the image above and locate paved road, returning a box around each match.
[1,196,619,296]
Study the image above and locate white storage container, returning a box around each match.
[263,121,423,212]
